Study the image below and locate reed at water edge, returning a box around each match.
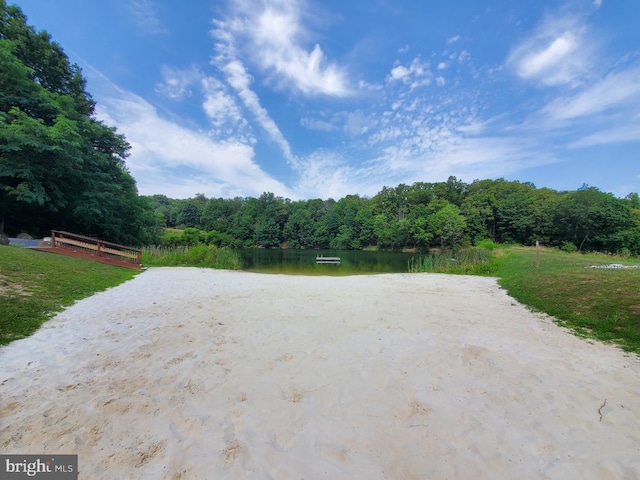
[142,244,243,270]
[408,248,495,274]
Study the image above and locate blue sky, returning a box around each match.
[11,0,640,200]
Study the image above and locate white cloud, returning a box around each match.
[543,68,640,121]
[506,12,593,86]
[213,0,350,97]
[298,90,560,197]
[300,110,375,136]
[447,35,461,44]
[437,62,447,70]
[386,58,432,89]
[569,123,640,148]
[155,65,202,100]
[422,136,559,182]
[93,85,293,199]
[436,76,445,86]
[514,32,581,85]
[368,109,560,185]
[593,0,602,9]
[457,50,470,63]
[200,76,253,142]
[218,57,296,165]
[389,65,410,81]
[293,98,533,199]
[124,0,168,35]
[518,33,578,78]
[292,151,362,199]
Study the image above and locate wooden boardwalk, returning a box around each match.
[33,231,142,270]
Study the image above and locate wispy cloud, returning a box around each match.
[293,151,363,199]
[569,123,640,148]
[89,74,293,199]
[292,73,564,199]
[213,0,350,97]
[124,0,168,36]
[216,54,297,166]
[155,65,202,100]
[542,68,640,121]
[300,115,336,132]
[506,12,593,86]
[200,76,254,143]
[456,50,470,63]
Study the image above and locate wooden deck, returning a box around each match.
[33,231,142,270]
[33,246,142,269]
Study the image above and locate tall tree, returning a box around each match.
[430,203,467,250]
[552,186,636,252]
[0,1,152,243]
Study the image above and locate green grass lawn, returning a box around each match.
[492,247,640,354]
[0,246,138,345]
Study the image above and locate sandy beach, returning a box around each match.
[1,268,639,479]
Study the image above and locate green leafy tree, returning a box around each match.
[283,202,316,248]
[406,204,433,249]
[355,206,375,247]
[552,186,636,252]
[0,2,153,243]
[329,224,354,249]
[430,203,467,250]
[433,176,466,206]
[181,227,203,246]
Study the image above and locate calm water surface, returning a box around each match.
[238,249,416,275]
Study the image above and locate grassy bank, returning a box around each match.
[408,248,497,274]
[492,247,640,354]
[142,245,243,269]
[0,246,138,345]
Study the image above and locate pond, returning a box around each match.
[237,248,417,275]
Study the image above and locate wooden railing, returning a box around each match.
[51,230,142,268]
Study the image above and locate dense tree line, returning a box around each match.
[0,2,153,244]
[145,178,640,255]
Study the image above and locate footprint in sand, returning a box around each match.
[135,441,165,468]
[285,387,306,403]
[222,440,242,468]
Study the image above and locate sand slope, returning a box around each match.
[1,268,639,479]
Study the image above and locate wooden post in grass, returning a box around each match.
[536,240,540,269]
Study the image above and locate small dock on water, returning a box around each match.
[316,256,341,264]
